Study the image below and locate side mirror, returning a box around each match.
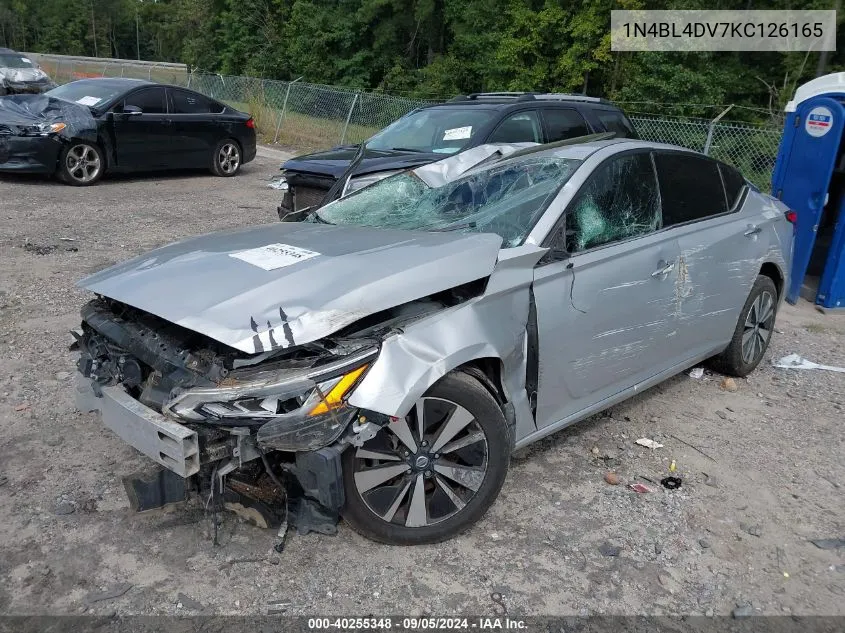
[122,105,143,115]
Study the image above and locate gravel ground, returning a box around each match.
[0,150,843,617]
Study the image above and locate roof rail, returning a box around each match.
[534,93,611,105]
[449,92,537,101]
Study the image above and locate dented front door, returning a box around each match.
[532,234,681,429]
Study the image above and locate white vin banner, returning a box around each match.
[611,10,836,52]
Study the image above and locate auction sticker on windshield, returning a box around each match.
[76,96,102,106]
[443,126,472,140]
[229,243,320,270]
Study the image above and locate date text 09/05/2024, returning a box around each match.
[307,618,528,630]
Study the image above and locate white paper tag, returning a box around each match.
[229,243,320,270]
[76,96,102,106]
[20,57,31,63]
[443,126,472,141]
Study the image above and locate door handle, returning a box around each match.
[651,260,675,278]
[744,225,762,237]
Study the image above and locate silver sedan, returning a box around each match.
[74,139,793,545]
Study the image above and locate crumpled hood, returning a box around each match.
[0,66,45,82]
[79,222,503,354]
[283,146,441,180]
[0,94,94,135]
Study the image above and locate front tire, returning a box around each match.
[210,138,242,177]
[58,142,104,186]
[710,275,778,377]
[342,371,510,545]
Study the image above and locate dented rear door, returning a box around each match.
[653,152,765,360]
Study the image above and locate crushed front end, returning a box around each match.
[74,297,383,535]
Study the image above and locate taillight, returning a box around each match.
[785,210,797,224]
[245,118,255,129]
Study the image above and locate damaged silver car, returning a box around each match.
[74,139,793,544]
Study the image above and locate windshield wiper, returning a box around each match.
[309,210,334,225]
[389,147,426,153]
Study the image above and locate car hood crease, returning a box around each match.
[78,222,503,354]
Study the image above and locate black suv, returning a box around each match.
[277,92,638,215]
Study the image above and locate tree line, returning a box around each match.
[1,0,842,123]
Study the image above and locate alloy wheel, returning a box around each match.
[352,397,489,528]
[65,144,101,183]
[741,290,774,364]
[218,143,240,174]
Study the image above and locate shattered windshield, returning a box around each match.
[0,54,36,69]
[366,107,497,155]
[317,156,582,247]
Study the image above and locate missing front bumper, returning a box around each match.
[75,376,200,477]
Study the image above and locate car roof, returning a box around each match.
[0,48,16,53]
[63,77,154,90]
[520,138,706,161]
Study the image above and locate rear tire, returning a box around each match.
[58,141,104,186]
[709,275,778,377]
[341,371,510,545]
[210,138,242,177]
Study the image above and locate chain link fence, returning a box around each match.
[26,52,783,190]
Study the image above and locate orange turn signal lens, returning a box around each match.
[308,365,368,416]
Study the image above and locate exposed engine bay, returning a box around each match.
[74,283,484,539]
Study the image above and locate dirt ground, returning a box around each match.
[0,149,843,618]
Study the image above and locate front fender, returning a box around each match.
[348,244,547,444]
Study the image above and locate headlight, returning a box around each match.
[21,122,66,136]
[163,347,377,451]
[342,170,401,196]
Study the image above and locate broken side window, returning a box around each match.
[565,152,660,252]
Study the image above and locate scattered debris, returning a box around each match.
[58,237,76,242]
[720,377,738,392]
[702,473,719,488]
[23,242,56,255]
[660,476,682,490]
[14,403,29,412]
[657,571,680,594]
[689,367,705,379]
[699,538,711,549]
[775,353,845,373]
[85,583,133,604]
[669,434,717,462]
[590,446,601,456]
[715,410,728,420]
[810,538,845,550]
[267,601,291,614]
[267,178,289,190]
[176,592,204,612]
[740,522,763,537]
[635,438,664,449]
[628,483,651,493]
[732,604,754,618]
[604,472,620,486]
[0,475,8,487]
[669,459,677,472]
[598,542,621,557]
[54,501,76,515]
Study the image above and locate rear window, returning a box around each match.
[171,89,224,114]
[596,110,638,139]
[654,152,727,226]
[719,163,746,209]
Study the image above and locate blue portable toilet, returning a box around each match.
[772,72,845,310]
